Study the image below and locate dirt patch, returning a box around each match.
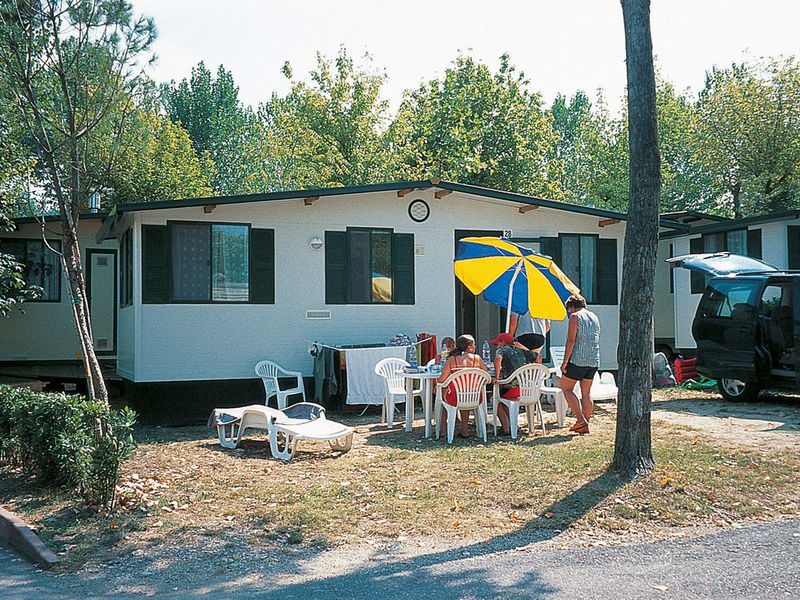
[651,388,800,450]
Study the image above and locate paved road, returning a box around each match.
[1,519,799,599]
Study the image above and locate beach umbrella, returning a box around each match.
[454,237,580,327]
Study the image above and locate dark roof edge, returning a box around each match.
[659,210,731,222]
[438,182,688,230]
[116,180,436,212]
[11,212,108,225]
[660,209,800,239]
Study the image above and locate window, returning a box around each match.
[690,228,763,294]
[0,238,61,301]
[120,229,132,307]
[561,234,596,303]
[515,235,617,305]
[697,279,758,320]
[325,228,414,304]
[141,223,273,304]
[169,222,248,302]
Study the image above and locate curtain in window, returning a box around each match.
[579,236,596,303]
[561,235,580,290]
[348,230,371,303]
[703,232,725,253]
[726,229,747,255]
[212,225,248,301]
[171,223,210,302]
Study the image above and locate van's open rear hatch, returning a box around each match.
[667,252,777,276]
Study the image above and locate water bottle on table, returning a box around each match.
[408,343,418,369]
[482,340,491,364]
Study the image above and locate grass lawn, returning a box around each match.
[1,390,799,572]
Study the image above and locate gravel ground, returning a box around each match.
[2,517,798,599]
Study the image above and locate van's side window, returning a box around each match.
[760,286,785,318]
[698,280,758,319]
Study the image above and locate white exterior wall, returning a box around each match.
[0,219,117,361]
[669,221,790,350]
[125,189,626,382]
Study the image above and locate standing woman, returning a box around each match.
[437,334,488,438]
[560,295,600,434]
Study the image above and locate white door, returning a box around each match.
[88,250,116,355]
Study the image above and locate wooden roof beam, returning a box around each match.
[518,204,539,214]
[304,196,320,206]
[203,204,216,214]
[434,189,453,199]
[396,188,414,197]
[598,218,621,227]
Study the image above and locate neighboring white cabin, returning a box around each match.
[0,216,118,367]
[2,181,688,385]
[657,210,800,353]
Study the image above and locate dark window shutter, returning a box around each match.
[746,229,762,259]
[596,238,618,305]
[689,236,705,294]
[325,231,348,304]
[392,233,415,304]
[249,228,274,304]
[142,225,168,303]
[788,227,800,270]
[539,237,561,266]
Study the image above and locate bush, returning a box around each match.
[0,385,136,510]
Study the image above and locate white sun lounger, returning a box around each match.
[208,402,354,461]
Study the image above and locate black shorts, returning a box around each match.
[563,362,598,381]
[516,333,545,350]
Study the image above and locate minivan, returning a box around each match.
[668,252,797,401]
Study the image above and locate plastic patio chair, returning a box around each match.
[492,363,550,438]
[255,360,306,410]
[434,368,491,443]
[374,357,421,428]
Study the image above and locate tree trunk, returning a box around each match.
[613,0,660,478]
[61,216,109,404]
[732,180,741,219]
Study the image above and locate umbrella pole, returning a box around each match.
[505,262,522,333]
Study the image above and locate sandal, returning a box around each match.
[572,422,590,434]
[569,421,587,431]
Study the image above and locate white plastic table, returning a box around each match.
[402,368,440,438]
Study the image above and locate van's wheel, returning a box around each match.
[718,379,760,402]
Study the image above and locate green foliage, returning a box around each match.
[391,54,560,198]
[549,90,628,210]
[101,109,214,204]
[0,385,137,510]
[692,57,800,217]
[260,47,395,189]
[0,0,157,214]
[161,62,257,195]
[0,136,41,314]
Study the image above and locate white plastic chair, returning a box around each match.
[434,368,491,443]
[374,357,417,428]
[493,363,550,438]
[255,360,306,410]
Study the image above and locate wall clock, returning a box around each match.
[408,199,430,223]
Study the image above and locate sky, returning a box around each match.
[131,0,800,115]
